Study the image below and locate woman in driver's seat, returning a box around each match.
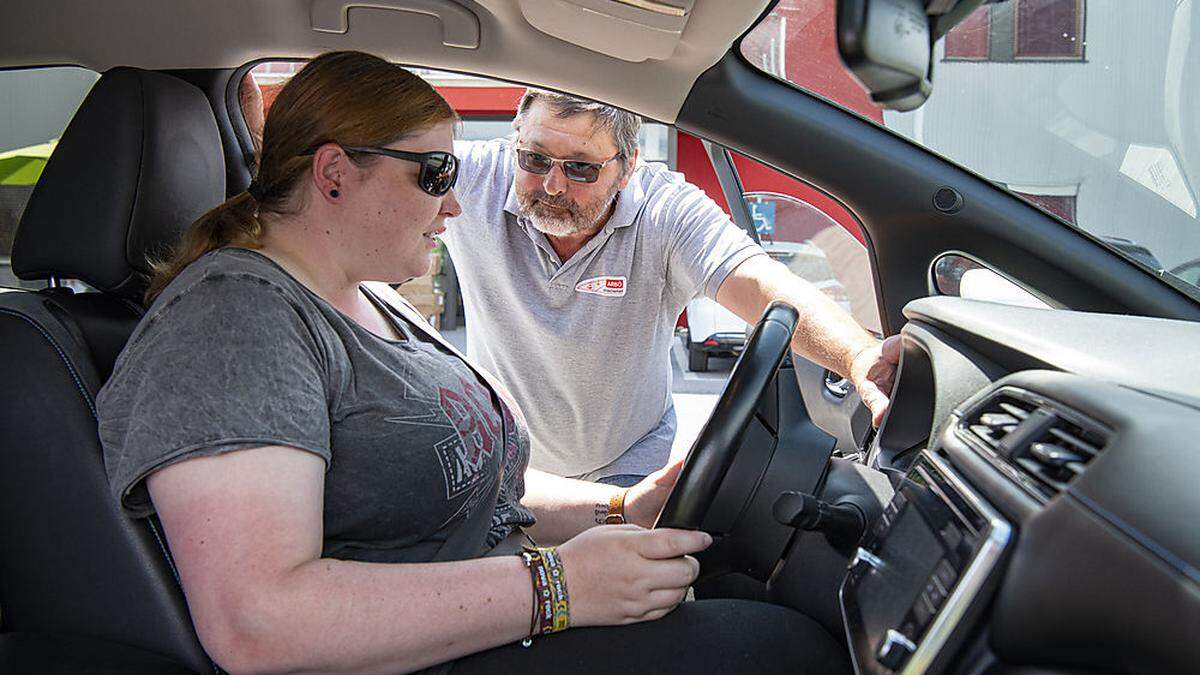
[97,51,847,675]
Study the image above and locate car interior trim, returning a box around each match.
[1068,490,1200,587]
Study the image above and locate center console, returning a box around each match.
[840,451,1012,674]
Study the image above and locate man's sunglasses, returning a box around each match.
[515,148,622,184]
[300,145,459,197]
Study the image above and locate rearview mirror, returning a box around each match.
[836,0,995,111]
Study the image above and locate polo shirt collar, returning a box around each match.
[606,169,645,230]
[503,170,523,219]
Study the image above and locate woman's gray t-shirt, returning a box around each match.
[98,248,534,563]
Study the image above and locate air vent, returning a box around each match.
[964,394,1033,450]
[960,391,1110,499]
[1014,415,1107,493]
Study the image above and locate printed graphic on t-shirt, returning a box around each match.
[575,275,627,297]
[435,377,503,499]
[384,376,504,523]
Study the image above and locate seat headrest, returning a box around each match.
[12,68,225,299]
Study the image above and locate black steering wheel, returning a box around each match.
[655,301,800,530]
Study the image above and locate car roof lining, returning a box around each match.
[0,0,772,124]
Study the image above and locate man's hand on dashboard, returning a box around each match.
[851,335,902,428]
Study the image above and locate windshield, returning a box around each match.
[741,0,1200,298]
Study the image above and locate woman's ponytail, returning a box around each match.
[144,191,262,304]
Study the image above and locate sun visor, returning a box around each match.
[515,0,694,63]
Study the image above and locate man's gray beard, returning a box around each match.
[519,187,619,238]
[526,211,588,237]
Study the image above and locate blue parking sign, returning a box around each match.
[749,201,775,235]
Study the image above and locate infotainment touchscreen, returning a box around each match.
[856,505,945,641]
[840,452,1011,675]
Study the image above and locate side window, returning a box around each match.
[637,123,672,165]
[669,135,880,366]
[459,118,516,141]
[415,71,525,334]
[239,61,305,159]
[0,66,100,289]
[744,190,881,334]
[731,156,882,335]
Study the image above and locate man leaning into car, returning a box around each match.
[440,90,901,488]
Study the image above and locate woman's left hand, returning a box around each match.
[622,457,685,528]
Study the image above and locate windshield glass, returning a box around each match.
[741,0,1200,298]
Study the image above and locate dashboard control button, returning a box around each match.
[931,573,948,596]
[876,629,917,670]
[924,579,946,609]
[850,547,884,571]
[934,558,958,589]
[885,491,906,519]
[939,521,963,549]
[912,595,933,627]
[874,510,891,536]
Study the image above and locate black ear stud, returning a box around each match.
[330,189,340,198]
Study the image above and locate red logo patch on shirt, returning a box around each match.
[575,276,627,298]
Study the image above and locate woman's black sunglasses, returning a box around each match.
[300,145,459,197]
[515,148,621,184]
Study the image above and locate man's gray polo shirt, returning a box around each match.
[442,139,763,479]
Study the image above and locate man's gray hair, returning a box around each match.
[515,89,641,169]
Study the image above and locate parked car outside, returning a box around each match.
[679,296,745,372]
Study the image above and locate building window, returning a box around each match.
[1015,0,1084,59]
[944,5,990,61]
[1013,192,1077,223]
[944,0,1084,63]
[1006,183,1079,225]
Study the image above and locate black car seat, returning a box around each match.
[0,67,225,673]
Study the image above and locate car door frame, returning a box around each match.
[701,137,875,455]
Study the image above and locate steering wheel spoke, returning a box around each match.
[654,301,800,530]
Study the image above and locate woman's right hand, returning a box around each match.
[556,524,712,627]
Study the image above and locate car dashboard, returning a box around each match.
[837,296,1200,675]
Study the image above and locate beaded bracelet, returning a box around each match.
[519,546,570,646]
